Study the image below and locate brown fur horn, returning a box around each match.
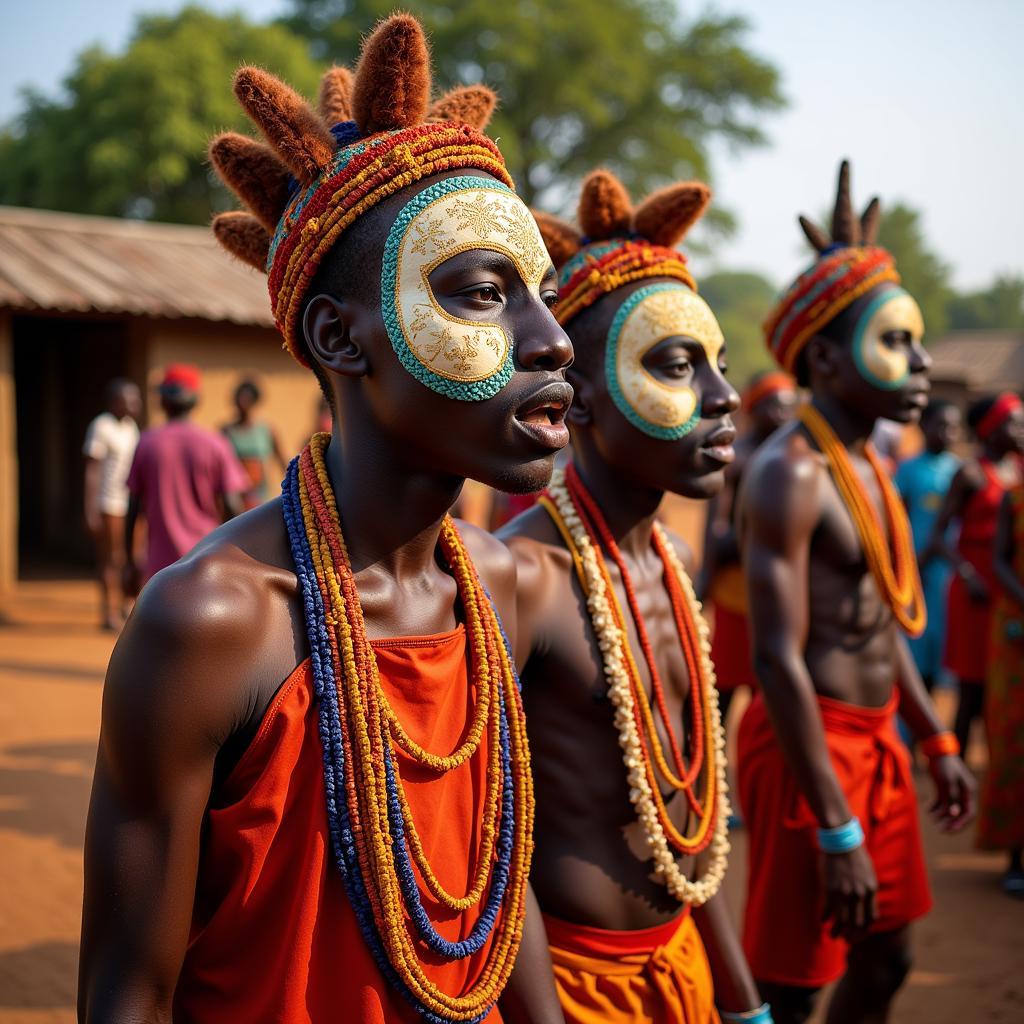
[531,210,583,270]
[578,170,633,241]
[860,197,882,246]
[633,182,710,248]
[209,133,292,232]
[830,159,859,246]
[319,66,354,126]
[233,66,335,185]
[428,85,497,131]
[212,212,271,271]
[798,214,831,253]
[352,14,432,135]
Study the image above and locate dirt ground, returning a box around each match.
[0,580,1020,1023]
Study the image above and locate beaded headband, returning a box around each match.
[976,392,1023,442]
[209,14,513,366]
[742,371,795,413]
[532,169,710,326]
[764,161,903,373]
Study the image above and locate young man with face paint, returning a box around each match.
[735,162,975,1024]
[700,370,798,719]
[79,17,573,1024]
[501,170,768,1024]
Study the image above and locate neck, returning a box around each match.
[572,444,662,561]
[926,442,947,456]
[237,410,254,426]
[323,428,462,580]
[809,391,874,453]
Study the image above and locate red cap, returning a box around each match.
[160,363,202,393]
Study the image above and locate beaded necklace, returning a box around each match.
[798,404,926,636]
[541,466,730,904]
[281,433,534,1022]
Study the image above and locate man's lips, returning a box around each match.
[514,381,573,450]
[698,424,737,466]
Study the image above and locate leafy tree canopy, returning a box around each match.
[0,6,321,223]
[281,0,786,228]
[947,275,1024,332]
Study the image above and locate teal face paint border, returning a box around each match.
[605,282,702,441]
[381,175,519,402]
[851,287,911,391]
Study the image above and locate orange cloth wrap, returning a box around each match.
[543,911,719,1024]
[736,691,932,988]
[173,627,503,1023]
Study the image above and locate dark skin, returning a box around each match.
[698,384,798,601]
[501,276,763,1015]
[737,283,975,1024]
[79,169,573,1024]
[223,382,287,476]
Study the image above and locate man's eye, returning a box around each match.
[660,361,691,378]
[464,284,502,303]
[542,290,559,309]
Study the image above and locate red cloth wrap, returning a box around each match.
[737,690,932,987]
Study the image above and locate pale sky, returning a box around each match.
[1,0,1020,290]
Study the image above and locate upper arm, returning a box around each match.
[741,450,822,663]
[80,560,253,1020]
[932,464,978,534]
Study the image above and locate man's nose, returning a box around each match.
[910,339,932,375]
[703,371,740,418]
[515,305,574,372]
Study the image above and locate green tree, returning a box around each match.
[281,0,785,223]
[947,275,1024,331]
[699,270,777,387]
[0,6,321,223]
[875,202,953,340]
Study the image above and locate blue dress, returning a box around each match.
[895,451,960,681]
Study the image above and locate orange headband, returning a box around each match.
[976,392,1022,441]
[742,372,795,413]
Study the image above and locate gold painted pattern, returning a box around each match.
[857,291,924,384]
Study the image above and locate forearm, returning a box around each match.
[693,891,761,1013]
[755,649,851,828]
[893,634,946,740]
[84,462,99,522]
[498,886,564,1024]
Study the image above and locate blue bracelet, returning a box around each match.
[817,816,865,854]
[722,1004,774,1024]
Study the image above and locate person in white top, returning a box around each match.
[83,379,141,629]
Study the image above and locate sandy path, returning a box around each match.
[0,581,1019,1022]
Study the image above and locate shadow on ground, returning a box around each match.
[0,940,77,1008]
[0,741,96,849]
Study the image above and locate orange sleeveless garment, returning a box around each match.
[173,625,503,1023]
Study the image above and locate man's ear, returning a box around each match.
[566,367,593,427]
[302,294,369,378]
[804,334,839,383]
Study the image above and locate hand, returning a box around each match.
[962,566,989,603]
[821,844,877,941]
[85,510,102,536]
[928,754,975,832]
[122,561,142,599]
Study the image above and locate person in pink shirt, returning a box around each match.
[124,364,248,588]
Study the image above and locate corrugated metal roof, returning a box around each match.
[0,205,274,327]
[927,330,1024,391]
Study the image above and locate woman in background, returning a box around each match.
[222,378,286,509]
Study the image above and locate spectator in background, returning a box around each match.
[222,377,286,509]
[82,378,141,630]
[124,364,248,590]
[926,393,1024,754]
[895,399,962,692]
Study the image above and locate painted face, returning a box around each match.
[851,287,924,390]
[605,282,725,440]
[381,175,551,401]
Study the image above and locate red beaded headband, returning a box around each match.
[976,392,1023,441]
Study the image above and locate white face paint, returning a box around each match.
[606,283,725,440]
[382,176,551,401]
[852,287,924,390]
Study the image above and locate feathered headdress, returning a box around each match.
[763,160,900,373]
[208,14,509,365]
[530,168,710,326]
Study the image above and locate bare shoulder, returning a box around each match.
[741,424,824,542]
[953,458,986,492]
[497,503,573,594]
[107,500,301,750]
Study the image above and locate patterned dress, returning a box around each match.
[977,485,1024,851]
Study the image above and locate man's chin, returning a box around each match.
[483,454,558,495]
